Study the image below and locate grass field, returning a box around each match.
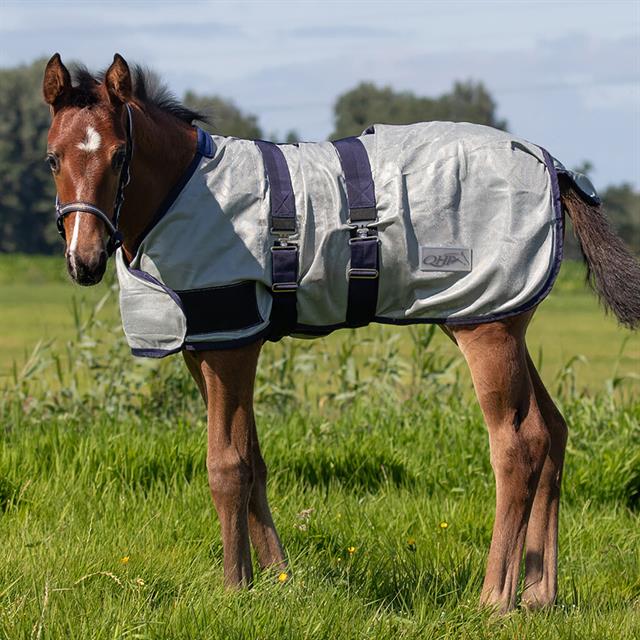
[0,255,638,639]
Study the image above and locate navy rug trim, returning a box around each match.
[131,346,183,358]
[184,326,271,351]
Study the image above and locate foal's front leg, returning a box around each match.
[184,348,286,581]
[247,416,287,571]
[194,344,261,587]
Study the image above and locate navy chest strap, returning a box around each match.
[332,137,379,328]
[255,140,298,340]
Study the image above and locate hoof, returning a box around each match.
[521,593,556,611]
[479,595,516,616]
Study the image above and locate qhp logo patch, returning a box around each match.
[419,247,472,272]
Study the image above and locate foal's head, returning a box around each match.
[43,53,133,285]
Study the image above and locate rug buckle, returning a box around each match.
[348,267,379,280]
[272,231,295,247]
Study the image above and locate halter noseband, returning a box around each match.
[55,103,134,256]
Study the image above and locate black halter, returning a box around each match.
[55,103,134,256]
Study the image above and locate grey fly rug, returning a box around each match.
[116,121,568,357]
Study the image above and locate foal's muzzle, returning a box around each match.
[66,249,107,286]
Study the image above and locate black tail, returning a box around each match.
[560,175,640,330]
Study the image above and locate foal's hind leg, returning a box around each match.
[521,351,567,609]
[452,313,550,613]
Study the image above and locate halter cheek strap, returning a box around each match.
[55,103,134,256]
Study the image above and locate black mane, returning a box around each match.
[69,63,208,125]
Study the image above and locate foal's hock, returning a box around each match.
[43,53,640,614]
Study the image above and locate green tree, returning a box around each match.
[183,91,263,139]
[0,62,265,254]
[331,80,507,139]
[602,183,640,254]
[0,58,58,253]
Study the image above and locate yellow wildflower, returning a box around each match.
[120,556,130,564]
[347,546,356,555]
[278,572,289,583]
[440,521,448,529]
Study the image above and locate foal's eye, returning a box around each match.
[112,150,126,170]
[45,153,59,173]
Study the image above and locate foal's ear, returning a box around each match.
[105,53,133,104]
[43,53,71,110]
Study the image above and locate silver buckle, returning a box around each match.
[348,235,378,245]
[272,232,294,247]
[271,281,298,292]
[347,219,379,236]
[348,267,379,279]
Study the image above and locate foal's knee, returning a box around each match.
[207,452,254,502]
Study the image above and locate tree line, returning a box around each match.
[0,58,637,256]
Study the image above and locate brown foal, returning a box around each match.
[43,53,640,613]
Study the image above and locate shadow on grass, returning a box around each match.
[625,471,640,511]
[284,450,416,493]
[0,476,25,511]
[102,450,204,492]
[320,547,483,616]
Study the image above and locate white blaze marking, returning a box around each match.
[69,212,83,253]
[76,126,101,153]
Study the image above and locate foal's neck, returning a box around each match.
[119,104,197,261]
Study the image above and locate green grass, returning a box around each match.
[0,255,118,371]
[1,368,639,639]
[0,254,639,638]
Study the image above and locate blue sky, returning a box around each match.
[1,0,639,189]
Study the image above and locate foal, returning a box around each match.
[43,53,640,613]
